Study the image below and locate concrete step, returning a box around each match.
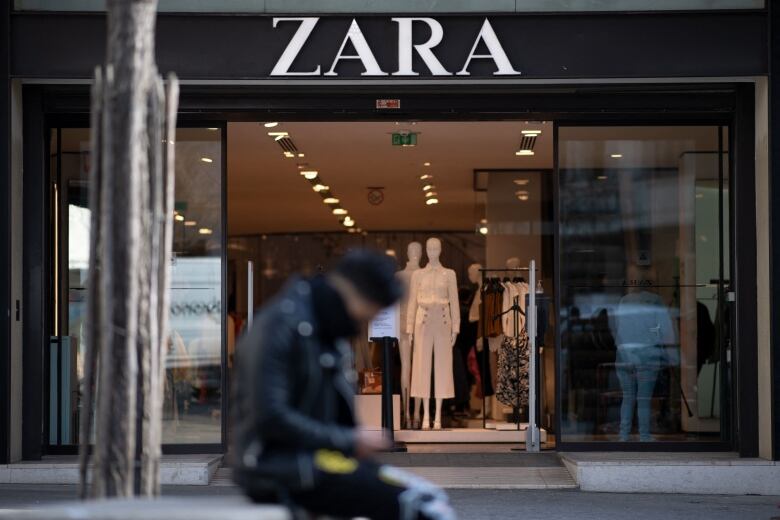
[561,452,780,495]
[216,452,575,490]
[0,455,222,486]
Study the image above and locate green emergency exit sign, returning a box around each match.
[392,132,418,146]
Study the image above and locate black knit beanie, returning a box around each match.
[333,249,402,308]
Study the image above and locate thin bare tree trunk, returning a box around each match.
[80,0,178,498]
[144,75,179,495]
[79,67,104,500]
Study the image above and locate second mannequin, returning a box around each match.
[406,237,460,429]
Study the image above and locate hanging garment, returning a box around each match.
[501,282,528,337]
[477,279,504,339]
[407,266,459,399]
[495,330,530,408]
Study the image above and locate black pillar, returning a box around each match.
[21,86,45,461]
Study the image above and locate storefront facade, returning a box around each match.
[1,1,779,463]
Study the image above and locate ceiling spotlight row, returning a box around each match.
[173,210,211,236]
[420,161,439,206]
[266,123,363,233]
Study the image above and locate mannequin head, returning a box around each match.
[505,257,521,270]
[407,241,422,265]
[426,237,442,264]
[468,263,482,284]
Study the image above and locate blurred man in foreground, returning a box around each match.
[233,250,455,520]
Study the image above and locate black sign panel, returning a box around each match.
[10,12,768,80]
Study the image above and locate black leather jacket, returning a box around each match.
[232,277,359,494]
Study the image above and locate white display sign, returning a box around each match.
[368,303,400,340]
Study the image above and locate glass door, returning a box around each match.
[47,124,227,451]
[556,124,731,446]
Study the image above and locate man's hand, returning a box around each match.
[355,430,391,458]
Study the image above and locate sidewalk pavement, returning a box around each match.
[0,485,778,520]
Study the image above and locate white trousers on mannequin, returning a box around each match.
[399,335,413,393]
[411,304,454,399]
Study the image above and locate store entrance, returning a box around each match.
[225,120,556,446]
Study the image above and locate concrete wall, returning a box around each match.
[755,77,772,460]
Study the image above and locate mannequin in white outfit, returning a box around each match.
[407,238,460,430]
[397,241,422,429]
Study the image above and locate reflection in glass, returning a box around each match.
[50,127,224,446]
[558,126,729,443]
[163,128,223,444]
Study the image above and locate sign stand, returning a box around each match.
[368,304,405,452]
[369,336,407,453]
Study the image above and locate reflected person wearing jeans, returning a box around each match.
[613,287,676,442]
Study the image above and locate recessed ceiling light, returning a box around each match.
[480,218,488,224]
[268,131,288,137]
[420,174,433,180]
[332,208,348,215]
[515,150,535,156]
[424,162,431,167]
[514,179,530,186]
[301,170,319,180]
[297,153,305,158]
[479,226,489,235]
[426,198,439,205]
[517,195,529,201]
[283,151,295,158]
[313,184,329,192]
[184,220,197,227]
[174,214,184,222]
[324,197,340,204]
[207,127,218,131]
[264,122,279,128]
[515,190,529,197]
[198,228,213,235]
[610,154,623,158]
[422,184,434,191]
[597,175,608,180]
[343,217,355,227]
[201,157,213,163]
[522,130,542,135]
[425,191,437,198]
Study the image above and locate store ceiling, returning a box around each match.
[227,120,554,235]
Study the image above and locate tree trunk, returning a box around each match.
[80,0,178,498]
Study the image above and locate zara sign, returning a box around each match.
[270,17,521,77]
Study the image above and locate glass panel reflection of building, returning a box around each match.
[53,127,224,446]
[558,126,729,443]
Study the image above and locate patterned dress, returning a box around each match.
[496,329,530,408]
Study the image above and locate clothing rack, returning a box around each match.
[479,260,541,452]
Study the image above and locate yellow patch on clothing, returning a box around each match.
[313,449,359,474]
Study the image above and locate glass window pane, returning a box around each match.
[164,127,223,444]
[558,125,728,443]
[49,126,224,447]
